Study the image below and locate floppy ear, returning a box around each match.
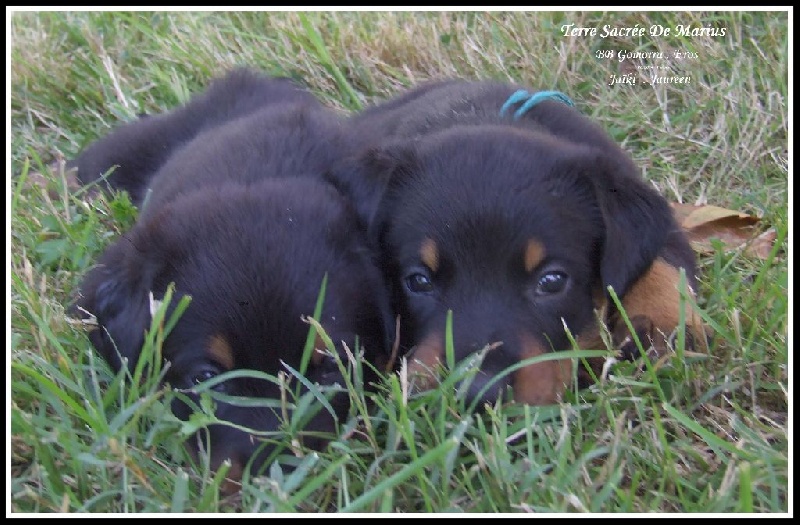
[73,237,155,373]
[325,141,420,244]
[583,153,677,299]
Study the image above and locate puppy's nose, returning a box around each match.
[463,369,510,407]
[459,340,513,408]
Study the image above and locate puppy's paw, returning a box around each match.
[612,256,710,363]
[612,313,710,363]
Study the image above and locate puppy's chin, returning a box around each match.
[404,330,572,409]
[174,367,351,494]
[183,429,249,496]
[182,415,286,494]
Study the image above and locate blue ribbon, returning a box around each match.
[499,89,575,120]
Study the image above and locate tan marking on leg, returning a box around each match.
[208,334,235,371]
[420,238,439,273]
[524,239,547,273]
[406,331,443,392]
[619,258,709,354]
[513,333,573,405]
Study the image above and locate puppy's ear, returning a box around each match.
[325,141,419,242]
[584,153,677,299]
[74,237,154,373]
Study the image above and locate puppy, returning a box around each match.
[73,71,393,484]
[329,80,706,407]
[69,68,319,205]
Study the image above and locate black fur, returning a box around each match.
[69,68,318,206]
[73,70,392,482]
[329,80,698,407]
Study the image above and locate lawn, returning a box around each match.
[8,10,789,514]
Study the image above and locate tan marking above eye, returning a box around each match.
[420,237,440,273]
[524,239,546,273]
[207,334,235,371]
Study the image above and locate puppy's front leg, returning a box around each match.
[612,237,709,361]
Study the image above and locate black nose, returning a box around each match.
[454,337,516,409]
[463,370,511,408]
[203,423,278,476]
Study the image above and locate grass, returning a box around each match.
[8,10,789,514]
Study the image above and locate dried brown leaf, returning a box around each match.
[670,203,775,260]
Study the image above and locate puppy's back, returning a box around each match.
[69,68,319,205]
[139,101,352,216]
[353,80,634,169]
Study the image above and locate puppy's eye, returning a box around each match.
[191,366,226,392]
[193,369,217,384]
[405,272,434,294]
[536,271,568,295]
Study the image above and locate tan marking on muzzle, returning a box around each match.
[524,239,546,273]
[219,459,244,495]
[184,435,244,495]
[420,238,440,273]
[406,331,444,392]
[310,333,328,367]
[512,332,573,405]
[573,323,610,387]
[208,334,235,371]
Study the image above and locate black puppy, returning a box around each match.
[330,80,706,407]
[73,70,392,485]
[69,68,319,206]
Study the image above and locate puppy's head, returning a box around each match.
[360,125,676,407]
[75,178,392,481]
